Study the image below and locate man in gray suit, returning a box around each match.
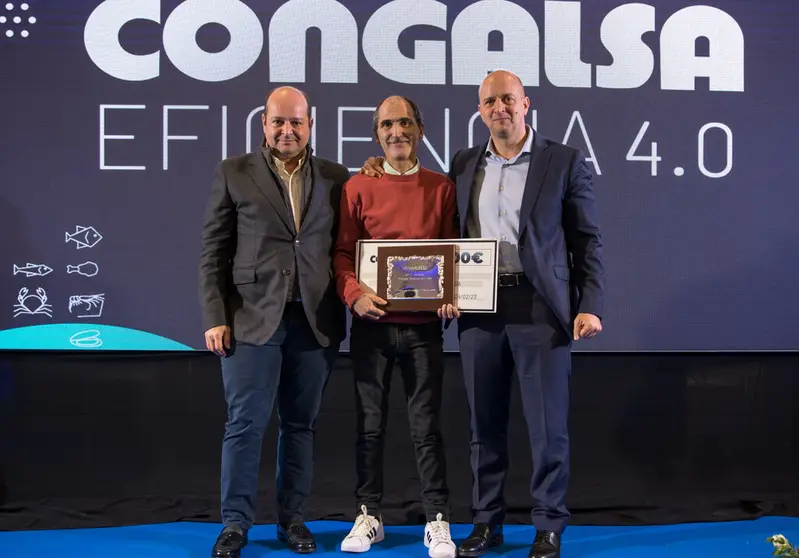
[199,86,349,558]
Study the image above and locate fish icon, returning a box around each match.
[65,226,103,249]
[67,261,99,278]
[13,263,53,277]
[70,329,103,348]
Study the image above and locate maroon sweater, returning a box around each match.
[333,168,458,324]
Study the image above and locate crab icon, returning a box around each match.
[13,287,53,318]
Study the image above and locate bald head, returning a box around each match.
[479,70,525,100]
[262,86,313,160]
[477,70,530,144]
[265,86,311,119]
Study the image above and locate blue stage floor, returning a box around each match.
[1,517,798,557]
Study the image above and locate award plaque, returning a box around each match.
[357,239,499,313]
[375,244,456,311]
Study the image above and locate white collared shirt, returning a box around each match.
[382,159,420,175]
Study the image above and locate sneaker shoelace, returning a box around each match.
[428,513,451,543]
[349,505,378,538]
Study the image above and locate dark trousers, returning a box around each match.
[458,279,572,535]
[349,318,450,521]
[220,303,338,529]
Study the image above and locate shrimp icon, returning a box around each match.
[68,294,105,318]
[13,287,53,318]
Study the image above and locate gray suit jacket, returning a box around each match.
[198,147,349,347]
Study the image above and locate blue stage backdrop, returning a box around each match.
[1,0,797,352]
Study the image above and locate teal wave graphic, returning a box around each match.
[0,324,194,351]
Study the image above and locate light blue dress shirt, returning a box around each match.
[465,126,534,273]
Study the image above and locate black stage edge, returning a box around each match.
[1,352,798,531]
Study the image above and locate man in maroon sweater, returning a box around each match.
[333,96,458,558]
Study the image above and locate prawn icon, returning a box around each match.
[68,293,105,318]
[13,287,53,318]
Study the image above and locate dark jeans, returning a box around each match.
[220,303,338,529]
[458,280,572,535]
[349,318,450,522]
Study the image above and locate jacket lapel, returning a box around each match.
[456,143,486,235]
[300,158,324,228]
[248,151,293,232]
[518,133,551,239]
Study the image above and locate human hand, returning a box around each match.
[437,303,460,319]
[573,313,602,341]
[205,325,231,356]
[359,157,385,178]
[353,293,388,320]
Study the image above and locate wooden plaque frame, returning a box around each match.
[375,244,456,312]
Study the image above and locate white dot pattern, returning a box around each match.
[2,2,35,38]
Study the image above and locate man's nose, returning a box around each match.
[281,123,293,135]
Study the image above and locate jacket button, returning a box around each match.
[282,269,291,276]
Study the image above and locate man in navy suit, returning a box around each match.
[446,69,604,558]
[362,70,604,558]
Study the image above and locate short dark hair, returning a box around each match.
[264,86,312,119]
[372,96,424,139]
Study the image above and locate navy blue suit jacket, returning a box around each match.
[448,132,605,336]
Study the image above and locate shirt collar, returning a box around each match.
[260,137,311,171]
[382,158,420,175]
[486,125,534,162]
[271,147,306,173]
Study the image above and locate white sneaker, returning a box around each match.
[424,513,457,558]
[341,505,384,553]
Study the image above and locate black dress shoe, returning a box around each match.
[528,530,560,558]
[458,524,503,557]
[212,526,248,558]
[277,522,316,553]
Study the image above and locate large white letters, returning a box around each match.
[545,1,590,88]
[661,5,744,91]
[162,105,209,169]
[163,0,261,82]
[99,104,147,169]
[84,0,160,82]
[83,0,745,90]
[269,0,358,83]
[363,0,447,85]
[597,3,655,89]
[451,0,539,86]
